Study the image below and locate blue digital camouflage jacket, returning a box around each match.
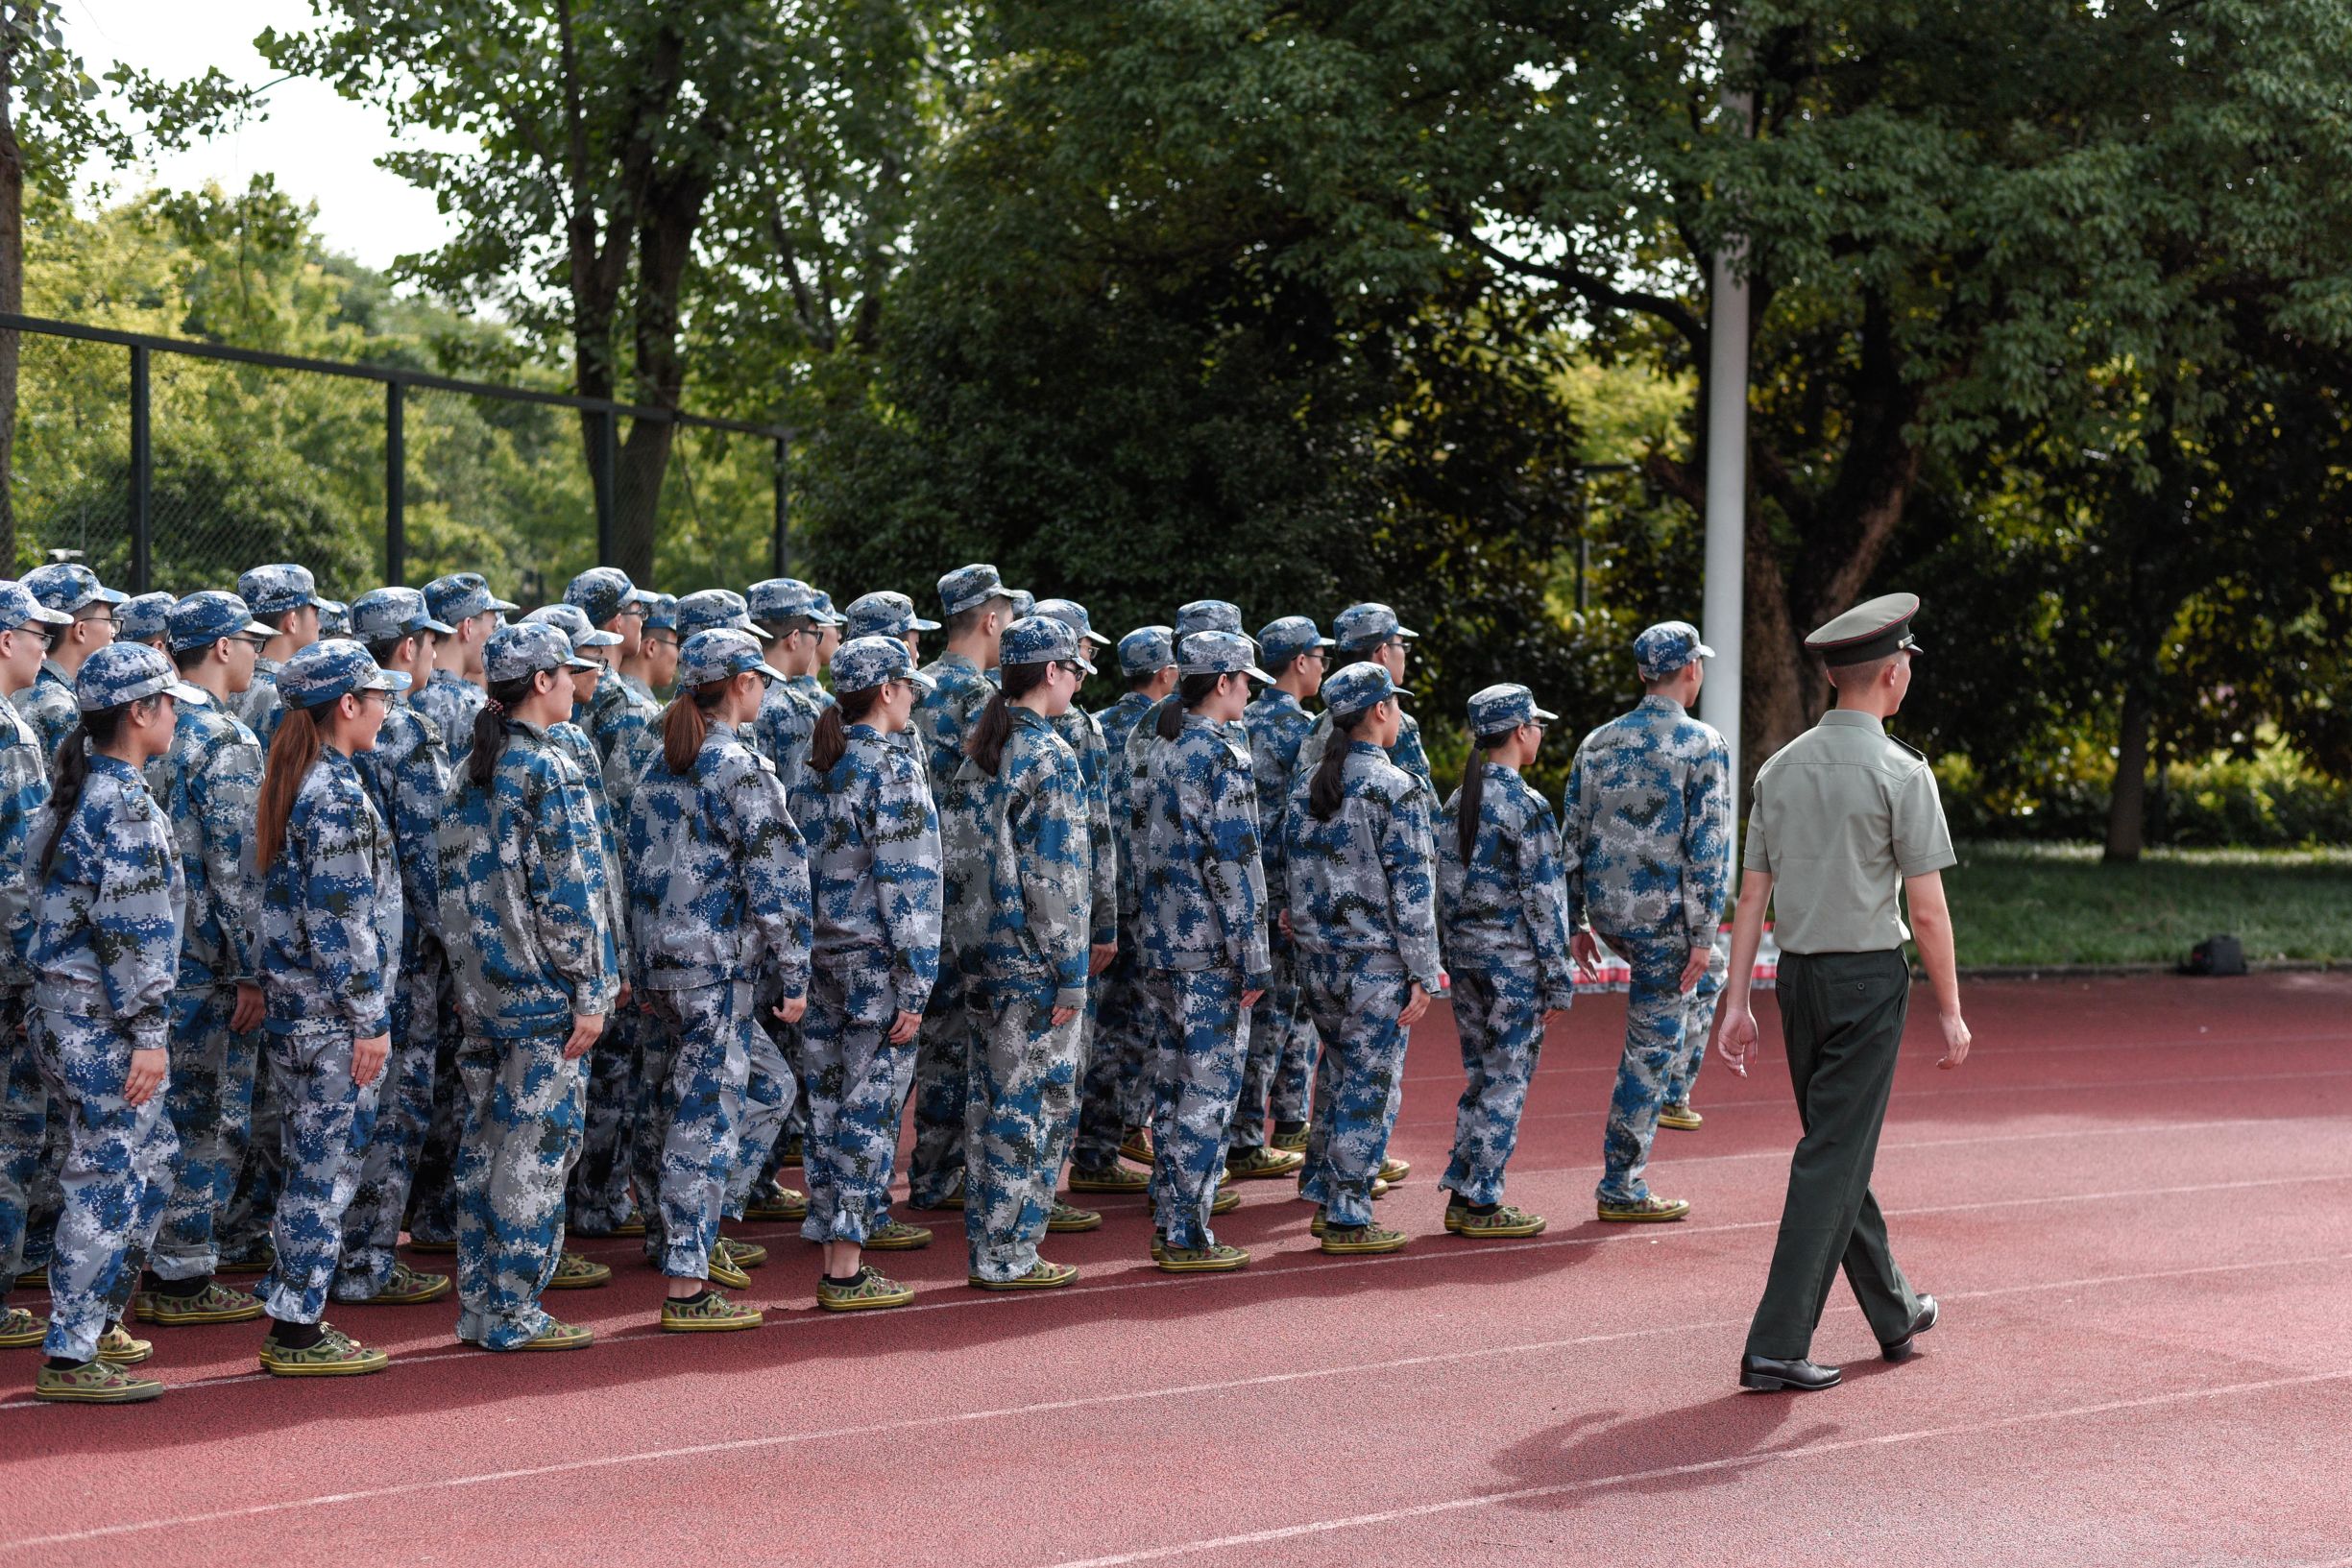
[938,707,1091,1010]
[154,694,265,987]
[0,698,50,991]
[1137,713,1271,983]
[28,755,184,1050]
[1559,694,1732,944]
[1438,762,1577,1010]
[1282,740,1442,991]
[260,747,400,1037]
[790,722,943,1018]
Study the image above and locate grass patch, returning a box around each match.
[1941,841,2352,968]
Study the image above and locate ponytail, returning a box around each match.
[1309,706,1378,821]
[36,704,144,883]
[661,682,729,777]
[1156,671,1223,741]
[1457,736,1512,864]
[967,662,1050,778]
[808,683,885,776]
[256,702,329,873]
[467,675,539,790]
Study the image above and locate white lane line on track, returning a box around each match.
[4,1170,2343,1416]
[1033,1366,2352,1568]
[8,1247,2352,1550]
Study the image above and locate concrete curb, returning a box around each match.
[1951,959,2352,981]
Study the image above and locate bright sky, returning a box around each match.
[63,0,463,274]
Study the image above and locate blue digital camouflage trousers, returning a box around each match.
[1440,964,1547,1206]
[257,1023,381,1325]
[1229,951,1313,1151]
[962,984,1081,1282]
[1072,949,1152,1170]
[333,950,445,1300]
[453,1029,586,1349]
[148,983,257,1280]
[724,1002,796,1219]
[637,980,749,1280]
[566,1005,643,1234]
[799,949,918,1247]
[403,995,465,1245]
[1596,930,1724,1205]
[34,1009,178,1362]
[1295,953,1411,1229]
[218,1038,284,1260]
[906,969,970,1206]
[1145,968,1248,1249]
[0,989,49,1290]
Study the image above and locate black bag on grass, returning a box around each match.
[2179,935,2246,977]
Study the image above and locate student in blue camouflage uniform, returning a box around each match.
[413,573,513,770]
[250,640,406,1378]
[1134,630,1274,1272]
[124,594,275,1332]
[843,590,939,663]
[565,567,656,760]
[116,592,175,652]
[627,629,812,1333]
[941,615,1094,1291]
[19,643,189,1403]
[1284,663,1440,1256]
[325,590,461,1311]
[15,563,126,766]
[791,637,942,1309]
[785,580,843,714]
[230,563,323,750]
[1067,624,1176,1195]
[621,592,680,702]
[905,564,1020,1213]
[1230,615,1330,1171]
[0,585,70,1354]
[1293,603,1435,794]
[1561,621,1732,1224]
[316,599,353,639]
[438,621,620,1352]
[1436,684,1576,1240]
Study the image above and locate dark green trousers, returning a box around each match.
[1744,949,1925,1360]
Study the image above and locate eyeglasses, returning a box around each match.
[644,634,680,650]
[1054,660,1087,680]
[237,635,271,650]
[78,613,116,627]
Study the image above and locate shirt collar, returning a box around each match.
[1819,709,1886,735]
[1638,693,1685,716]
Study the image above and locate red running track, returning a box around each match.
[4,974,2351,1567]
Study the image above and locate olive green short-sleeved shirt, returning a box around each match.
[1742,710,1955,954]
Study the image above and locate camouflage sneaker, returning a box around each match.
[1377,1156,1411,1185]
[214,1243,275,1275]
[608,1217,648,1238]
[1309,1207,1328,1238]
[1320,1222,1409,1256]
[660,1290,763,1334]
[1211,1187,1240,1216]
[967,1259,1079,1291]
[715,1237,768,1270]
[361,1261,451,1306]
[34,1358,161,1404]
[1117,1128,1152,1166]
[1371,1176,1391,1199]
[514,1317,594,1351]
[402,1236,457,1256]
[96,1323,153,1365]
[745,1185,809,1222]
[1067,1162,1150,1194]
[133,1280,265,1325]
[1270,1123,1309,1154]
[1226,1146,1305,1180]
[701,1251,753,1291]
[1596,1194,1690,1223]
[1445,1202,1548,1240]
[816,1266,913,1313]
[1156,1242,1249,1274]
[545,1250,613,1290]
[258,1323,389,1378]
[0,1305,48,1347]
[861,1217,933,1251]
[1659,1102,1704,1131]
[1046,1199,1103,1234]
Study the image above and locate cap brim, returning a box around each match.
[1694,641,1717,660]
[94,588,130,606]
[1531,706,1561,723]
[236,617,274,639]
[1244,663,1274,683]
[906,669,937,693]
[909,615,942,632]
[562,655,599,673]
[27,605,73,628]
[1394,626,1419,640]
[1079,629,1112,647]
[489,596,521,613]
[579,630,623,648]
[360,669,413,693]
[1073,654,1098,675]
[757,660,792,682]
[162,679,206,705]
[416,615,458,636]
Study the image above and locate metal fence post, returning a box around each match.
[772,435,789,577]
[594,409,618,567]
[385,380,405,585]
[129,345,152,593]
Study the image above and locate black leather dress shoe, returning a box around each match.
[1881,1294,1939,1363]
[1739,1353,1841,1391]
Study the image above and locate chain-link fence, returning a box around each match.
[0,314,791,606]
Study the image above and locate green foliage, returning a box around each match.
[1939,739,2352,851]
[1944,842,2352,967]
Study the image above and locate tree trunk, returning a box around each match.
[2104,682,2152,863]
[0,58,22,572]
[611,418,670,584]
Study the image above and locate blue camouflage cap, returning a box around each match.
[350,587,456,644]
[523,602,622,652]
[1257,615,1333,665]
[278,639,409,708]
[115,592,176,644]
[812,590,842,624]
[424,571,518,624]
[0,581,73,634]
[1006,589,1036,621]
[843,590,938,639]
[1000,614,1095,673]
[747,577,839,628]
[164,591,272,654]
[643,591,679,633]
[1117,625,1176,678]
[25,562,129,615]
[1178,630,1273,682]
[1321,661,1410,720]
[937,563,1019,617]
[677,627,788,688]
[75,642,203,713]
[484,620,595,685]
[1033,598,1112,648]
[1331,601,1417,651]
[564,567,646,627]
[1633,619,1715,680]
[235,563,317,617]
[315,597,352,639]
[832,635,936,695]
[676,589,756,639]
[1466,683,1559,739]
[1176,600,1242,638]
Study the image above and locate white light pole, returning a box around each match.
[1700,79,1752,849]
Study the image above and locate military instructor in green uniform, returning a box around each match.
[1710,592,1973,1392]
